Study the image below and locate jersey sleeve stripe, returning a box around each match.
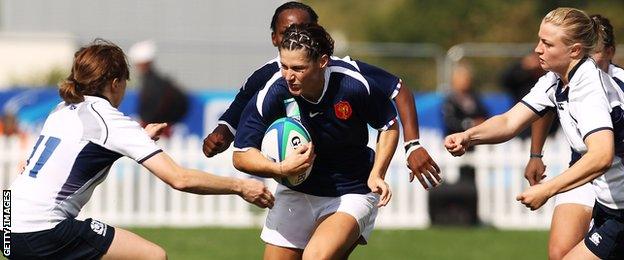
[137,149,163,164]
[377,117,398,131]
[217,120,236,135]
[256,72,283,117]
[90,104,109,144]
[390,80,402,100]
[583,127,613,141]
[330,66,370,94]
[520,100,549,117]
[232,147,253,152]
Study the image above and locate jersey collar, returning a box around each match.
[567,56,588,83]
[300,68,330,105]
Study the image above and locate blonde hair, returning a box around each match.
[543,7,606,54]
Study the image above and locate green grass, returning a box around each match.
[129,227,548,259]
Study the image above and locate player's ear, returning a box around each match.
[569,43,583,58]
[112,78,120,89]
[318,54,329,69]
[271,32,278,47]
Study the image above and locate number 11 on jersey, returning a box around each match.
[25,135,61,178]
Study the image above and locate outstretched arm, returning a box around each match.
[142,152,274,208]
[444,103,539,156]
[394,84,441,189]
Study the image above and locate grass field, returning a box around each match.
[129,227,549,259]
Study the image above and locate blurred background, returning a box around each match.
[1,0,623,259]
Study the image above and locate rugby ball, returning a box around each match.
[261,117,313,187]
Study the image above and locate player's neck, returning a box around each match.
[302,75,325,103]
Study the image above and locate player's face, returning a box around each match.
[272,9,312,47]
[592,46,615,72]
[534,22,574,76]
[280,48,327,101]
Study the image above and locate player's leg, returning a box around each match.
[261,184,316,259]
[565,201,624,260]
[303,192,379,260]
[303,212,361,260]
[341,242,359,260]
[563,241,600,260]
[264,244,303,260]
[102,227,167,260]
[548,204,592,260]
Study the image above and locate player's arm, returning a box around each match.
[141,151,274,208]
[203,67,274,158]
[369,123,399,207]
[395,83,442,189]
[445,103,539,156]
[524,111,555,185]
[517,129,613,210]
[232,144,314,179]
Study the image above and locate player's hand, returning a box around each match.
[144,123,168,141]
[279,143,315,177]
[238,178,275,209]
[524,158,547,186]
[17,160,26,174]
[516,183,554,210]
[407,147,442,190]
[444,132,470,157]
[203,124,234,158]
[368,176,392,207]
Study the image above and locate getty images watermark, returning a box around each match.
[2,190,10,257]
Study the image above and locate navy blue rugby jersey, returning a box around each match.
[234,63,398,197]
[218,56,401,134]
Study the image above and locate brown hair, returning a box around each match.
[543,7,606,55]
[590,14,615,49]
[59,39,130,103]
[280,23,334,61]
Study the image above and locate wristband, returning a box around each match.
[529,153,543,158]
[404,139,422,156]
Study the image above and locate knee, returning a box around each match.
[548,243,569,260]
[302,248,332,260]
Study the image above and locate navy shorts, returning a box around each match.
[8,218,115,260]
[584,202,624,260]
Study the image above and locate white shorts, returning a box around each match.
[261,184,379,249]
[553,182,596,208]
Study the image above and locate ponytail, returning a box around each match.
[59,78,84,104]
[590,15,606,53]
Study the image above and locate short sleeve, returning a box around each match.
[233,82,287,151]
[357,61,401,99]
[218,60,281,133]
[362,84,398,130]
[91,102,161,163]
[520,73,557,116]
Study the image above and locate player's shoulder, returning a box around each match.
[611,63,624,81]
[251,57,281,78]
[329,56,359,71]
[533,71,559,91]
[571,58,601,84]
[328,64,370,95]
[255,78,290,112]
[85,96,123,119]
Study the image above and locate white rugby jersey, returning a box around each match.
[522,58,624,209]
[10,96,162,232]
